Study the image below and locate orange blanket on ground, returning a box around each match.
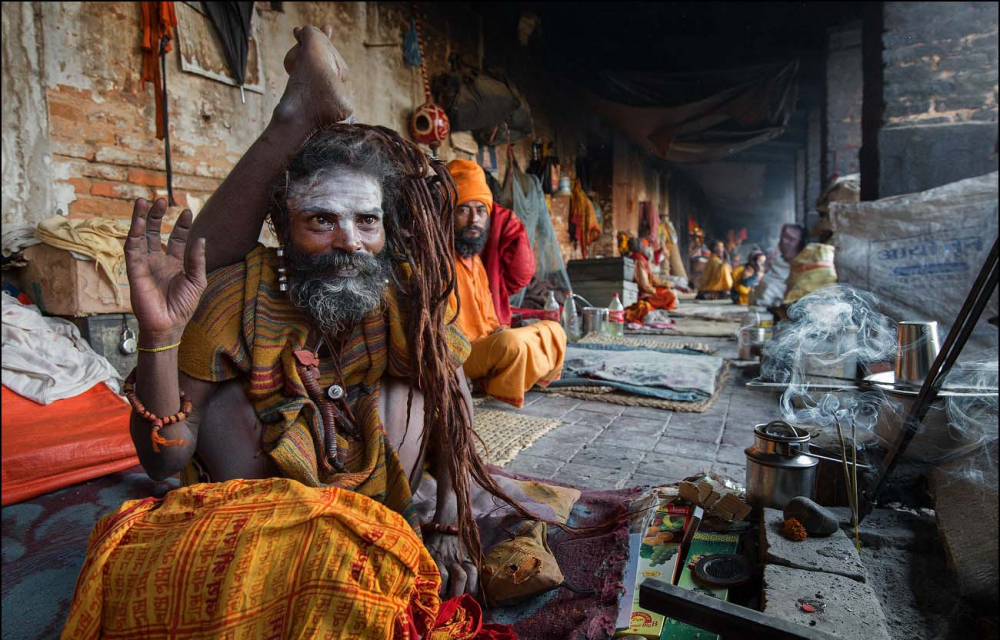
[1,384,138,506]
[61,478,514,640]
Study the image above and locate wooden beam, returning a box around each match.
[638,579,842,640]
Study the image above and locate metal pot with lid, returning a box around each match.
[744,420,819,512]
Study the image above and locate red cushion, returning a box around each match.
[2,384,138,506]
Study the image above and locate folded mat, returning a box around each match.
[1,384,138,506]
[551,342,725,402]
[1,465,638,640]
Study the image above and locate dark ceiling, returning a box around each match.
[476,2,867,72]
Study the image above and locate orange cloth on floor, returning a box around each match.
[451,255,566,407]
[624,289,677,324]
[699,255,734,293]
[1,384,138,506]
[61,478,507,640]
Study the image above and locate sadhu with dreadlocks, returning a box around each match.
[63,25,555,639]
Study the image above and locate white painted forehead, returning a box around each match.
[287,168,383,211]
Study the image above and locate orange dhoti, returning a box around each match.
[625,287,677,324]
[463,320,566,408]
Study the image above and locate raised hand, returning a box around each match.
[274,24,354,128]
[124,198,207,346]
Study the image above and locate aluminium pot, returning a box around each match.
[744,420,819,512]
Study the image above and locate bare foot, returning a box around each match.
[273,25,354,128]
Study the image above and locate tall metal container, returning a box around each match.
[744,421,819,511]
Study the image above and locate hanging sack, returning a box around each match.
[431,54,533,144]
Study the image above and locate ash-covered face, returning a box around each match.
[285,169,391,334]
[454,200,491,258]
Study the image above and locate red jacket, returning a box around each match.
[479,203,535,326]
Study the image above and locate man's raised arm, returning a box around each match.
[189,25,354,272]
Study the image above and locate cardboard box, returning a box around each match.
[19,243,131,317]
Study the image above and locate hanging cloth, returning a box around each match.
[140,1,177,140]
[500,158,572,306]
[200,2,255,88]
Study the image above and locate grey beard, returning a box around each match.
[287,248,391,334]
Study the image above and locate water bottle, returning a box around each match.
[562,290,581,341]
[607,293,625,337]
[543,291,561,323]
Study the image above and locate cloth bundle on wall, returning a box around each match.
[200,2,255,94]
[431,53,533,145]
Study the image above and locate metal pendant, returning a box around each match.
[120,328,138,355]
[326,384,344,401]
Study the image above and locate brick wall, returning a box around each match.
[878,1,998,196]
[826,23,863,184]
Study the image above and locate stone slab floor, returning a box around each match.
[491,335,781,488]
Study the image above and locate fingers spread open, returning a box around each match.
[167,209,194,260]
[145,198,168,253]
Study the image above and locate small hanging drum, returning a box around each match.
[408,5,449,154]
[410,101,450,150]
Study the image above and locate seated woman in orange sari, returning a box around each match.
[624,238,677,324]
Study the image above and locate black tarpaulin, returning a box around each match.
[201,1,254,86]
[575,61,799,164]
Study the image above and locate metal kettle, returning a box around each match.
[744,420,819,512]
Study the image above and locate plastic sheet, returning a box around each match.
[830,172,998,350]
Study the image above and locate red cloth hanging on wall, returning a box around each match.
[140,1,178,140]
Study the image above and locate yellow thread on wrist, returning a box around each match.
[137,340,181,353]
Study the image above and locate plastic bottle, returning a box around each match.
[543,291,561,323]
[607,293,625,337]
[561,290,581,341]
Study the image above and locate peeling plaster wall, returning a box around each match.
[2,1,645,265]
[2,2,53,226]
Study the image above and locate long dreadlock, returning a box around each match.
[266,123,579,572]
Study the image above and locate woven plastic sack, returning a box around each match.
[499,162,572,307]
[783,243,837,305]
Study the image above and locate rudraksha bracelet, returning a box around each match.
[124,368,190,452]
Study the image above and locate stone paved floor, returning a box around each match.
[491,335,782,489]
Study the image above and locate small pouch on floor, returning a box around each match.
[481,520,564,606]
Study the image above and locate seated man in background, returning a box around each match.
[446,160,535,327]
[446,160,566,408]
[696,239,734,300]
[625,237,678,324]
[751,223,806,307]
[731,249,765,305]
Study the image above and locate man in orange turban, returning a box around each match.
[446,160,566,407]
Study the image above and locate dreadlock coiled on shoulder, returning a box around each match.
[266,123,600,575]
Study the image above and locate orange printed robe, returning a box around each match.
[451,254,566,408]
[61,478,506,640]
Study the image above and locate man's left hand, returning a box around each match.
[425,533,479,598]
